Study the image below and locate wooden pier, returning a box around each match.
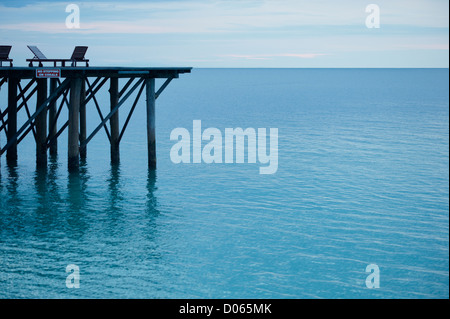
[0,67,191,170]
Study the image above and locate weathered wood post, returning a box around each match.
[6,77,18,164]
[79,78,87,159]
[109,77,120,164]
[35,78,48,167]
[146,77,156,169]
[68,77,82,171]
[48,78,58,156]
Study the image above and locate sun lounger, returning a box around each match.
[0,45,13,67]
[70,46,89,66]
[26,46,89,67]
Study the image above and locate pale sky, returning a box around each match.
[0,0,448,67]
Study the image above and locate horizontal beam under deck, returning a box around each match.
[0,67,192,79]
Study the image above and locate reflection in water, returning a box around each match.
[144,170,160,243]
[67,159,90,211]
[146,169,158,215]
[105,163,125,236]
[47,155,60,198]
[33,165,55,237]
[0,163,21,237]
[143,169,162,268]
[5,162,20,210]
[107,163,123,216]
[66,160,90,239]
[1,158,165,298]
[1,160,161,228]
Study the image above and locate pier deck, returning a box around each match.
[0,66,192,170]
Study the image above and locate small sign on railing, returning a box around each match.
[36,69,60,78]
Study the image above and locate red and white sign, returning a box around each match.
[36,69,61,78]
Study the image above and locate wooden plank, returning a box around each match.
[56,79,70,108]
[119,77,135,98]
[79,79,87,159]
[6,77,18,162]
[0,77,7,89]
[84,77,108,105]
[155,77,173,99]
[0,78,70,157]
[84,77,101,96]
[48,79,58,155]
[68,77,82,170]
[47,86,69,148]
[0,105,7,140]
[47,120,68,149]
[17,124,34,145]
[109,77,120,164]
[146,78,156,169]
[118,81,145,143]
[35,78,48,167]
[19,82,37,141]
[16,78,36,101]
[0,79,37,129]
[0,67,192,80]
[80,77,144,149]
[85,78,111,142]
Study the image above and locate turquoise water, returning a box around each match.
[0,69,448,298]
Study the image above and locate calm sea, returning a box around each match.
[0,69,448,298]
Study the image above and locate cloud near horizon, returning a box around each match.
[224,53,330,60]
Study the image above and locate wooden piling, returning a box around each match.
[6,77,18,163]
[35,78,48,167]
[109,77,120,164]
[68,77,82,170]
[79,79,87,159]
[48,79,58,156]
[146,78,156,169]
